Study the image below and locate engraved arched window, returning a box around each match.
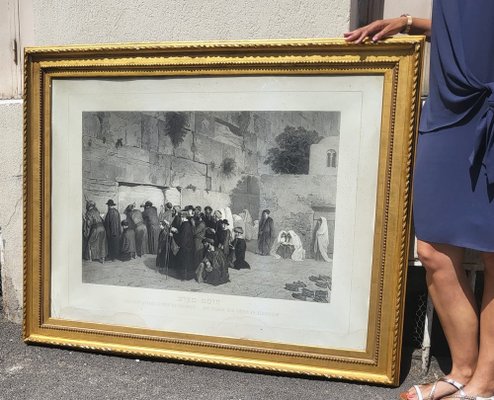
[327,149,337,168]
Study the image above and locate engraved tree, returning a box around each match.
[264,126,322,174]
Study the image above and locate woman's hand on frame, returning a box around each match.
[344,17,408,44]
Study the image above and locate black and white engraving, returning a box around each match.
[82,111,340,302]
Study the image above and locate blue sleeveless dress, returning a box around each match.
[413,0,494,251]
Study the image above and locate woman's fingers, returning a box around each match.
[343,30,361,41]
[344,18,406,43]
[372,25,393,42]
[344,28,370,43]
[356,30,370,44]
[344,22,382,43]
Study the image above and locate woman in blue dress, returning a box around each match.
[345,2,494,399]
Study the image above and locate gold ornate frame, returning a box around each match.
[23,37,424,386]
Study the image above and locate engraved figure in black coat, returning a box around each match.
[232,227,250,270]
[257,209,274,256]
[104,199,121,261]
[142,200,160,255]
[170,212,195,280]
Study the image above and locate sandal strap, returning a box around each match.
[411,377,467,400]
[429,378,465,400]
[429,381,440,400]
[438,377,465,391]
[414,385,424,400]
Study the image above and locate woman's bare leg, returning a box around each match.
[406,240,477,399]
[451,252,494,397]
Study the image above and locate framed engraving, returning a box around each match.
[23,37,425,385]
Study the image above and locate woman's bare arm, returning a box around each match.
[344,16,432,44]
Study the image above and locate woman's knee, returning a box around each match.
[417,241,440,268]
[416,241,461,273]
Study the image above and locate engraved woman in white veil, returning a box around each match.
[314,217,332,262]
[241,208,256,240]
[232,209,255,240]
[287,230,305,261]
[271,230,288,259]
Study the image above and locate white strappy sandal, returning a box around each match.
[400,377,465,400]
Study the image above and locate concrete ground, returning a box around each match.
[83,251,332,302]
[0,298,451,400]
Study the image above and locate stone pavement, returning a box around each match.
[83,251,332,302]
[0,298,450,400]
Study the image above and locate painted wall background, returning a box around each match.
[0,0,355,321]
[0,101,23,321]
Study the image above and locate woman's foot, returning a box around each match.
[400,376,467,400]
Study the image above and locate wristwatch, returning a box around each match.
[400,14,413,34]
